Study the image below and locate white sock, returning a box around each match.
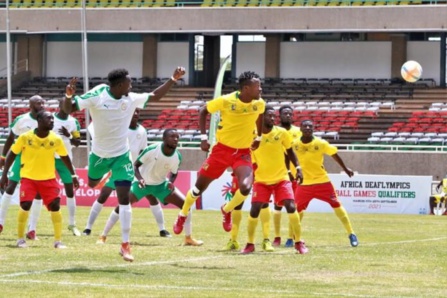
[66,197,76,226]
[0,192,13,225]
[28,199,43,232]
[184,212,192,237]
[150,203,165,231]
[102,210,119,237]
[85,200,103,230]
[119,204,132,243]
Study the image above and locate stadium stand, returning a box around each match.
[0,76,444,147]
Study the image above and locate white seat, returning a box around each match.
[405,137,419,144]
[294,106,306,112]
[343,102,356,107]
[431,137,444,144]
[431,102,444,107]
[177,105,188,109]
[314,131,325,137]
[429,107,441,112]
[319,106,330,110]
[379,137,393,143]
[330,106,343,111]
[325,131,339,140]
[292,101,305,106]
[371,132,384,137]
[384,132,398,137]
[418,137,432,143]
[268,101,279,106]
[317,102,330,106]
[367,137,380,143]
[381,102,395,109]
[330,101,343,107]
[281,101,292,106]
[342,106,355,111]
[398,132,411,137]
[391,137,406,143]
[188,105,201,110]
[411,132,424,138]
[437,133,447,138]
[369,102,382,107]
[148,128,160,134]
[424,132,437,138]
[355,107,367,111]
[307,106,318,110]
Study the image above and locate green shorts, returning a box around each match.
[130,181,172,205]
[88,151,134,185]
[105,176,116,190]
[8,154,22,183]
[55,158,73,184]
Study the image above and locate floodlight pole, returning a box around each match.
[81,0,91,153]
[6,0,12,127]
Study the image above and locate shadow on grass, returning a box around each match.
[49,267,142,275]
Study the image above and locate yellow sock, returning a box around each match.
[334,206,354,234]
[273,210,281,238]
[17,208,29,239]
[288,212,301,242]
[51,211,63,242]
[259,207,271,240]
[223,190,247,213]
[247,215,258,244]
[181,190,198,216]
[288,221,294,240]
[299,211,304,221]
[230,209,242,241]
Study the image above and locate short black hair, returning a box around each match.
[36,110,50,121]
[163,128,177,138]
[238,71,260,89]
[108,69,129,87]
[265,105,275,113]
[301,119,313,125]
[279,105,293,115]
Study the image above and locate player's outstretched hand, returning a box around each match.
[72,177,80,190]
[345,168,354,177]
[250,139,261,151]
[172,67,186,81]
[200,140,210,152]
[66,77,78,97]
[0,175,8,190]
[296,168,303,184]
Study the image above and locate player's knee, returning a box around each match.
[250,203,262,218]
[5,181,18,194]
[88,180,99,188]
[65,187,74,198]
[239,184,252,196]
[283,200,296,213]
[20,201,32,211]
[47,197,61,212]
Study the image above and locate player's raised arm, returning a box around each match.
[63,77,79,114]
[149,67,186,102]
[331,153,354,177]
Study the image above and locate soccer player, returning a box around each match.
[241,106,307,254]
[293,120,359,247]
[83,108,171,237]
[98,129,203,246]
[0,95,45,235]
[429,177,447,215]
[63,67,185,262]
[26,98,82,237]
[273,104,302,248]
[173,71,265,235]
[0,110,79,248]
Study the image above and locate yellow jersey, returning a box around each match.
[292,136,337,186]
[252,126,292,185]
[285,125,302,177]
[207,91,265,149]
[11,130,68,181]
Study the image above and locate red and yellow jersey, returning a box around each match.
[252,126,292,185]
[285,125,302,177]
[207,91,265,149]
[11,130,68,180]
[292,136,337,185]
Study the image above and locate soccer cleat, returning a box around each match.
[159,229,172,238]
[17,239,27,248]
[119,242,134,262]
[54,241,67,249]
[26,230,39,241]
[96,235,107,244]
[241,243,255,254]
[284,238,294,247]
[68,225,81,236]
[183,236,204,246]
[173,214,187,235]
[349,234,359,247]
[82,229,91,236]
[272,237,281,247]
[0,224,3,234]
[295,241,309,254]
[220,205,232,232]
[94,172,112,190]
[262,239,275,252]
[222,239,240,251]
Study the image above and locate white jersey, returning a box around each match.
[87,122,147,163]
[74,84,151,158]
[128,124,148,163]
[10,112,37,136]
[137,143,182,185]
[53,112,81,159]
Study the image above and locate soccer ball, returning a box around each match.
[401,60,422,83]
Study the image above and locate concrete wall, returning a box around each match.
[1,6,446,33]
